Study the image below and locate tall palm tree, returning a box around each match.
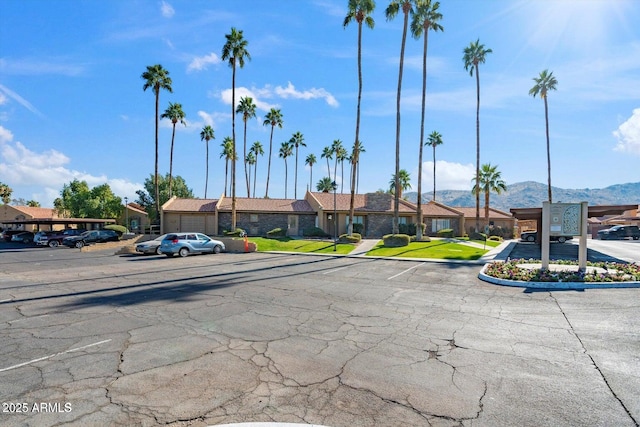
[236,96,257,197]
[289,131,306,199]
[425,130,443,201]
[263,108,283,198]
[463,38,492,233]
[321,146,333,178]
[353,140,366,193]
[219,137,234,197]
[316,177,334,193]
[222,27,251,229]
[200,125,215,198]
[386,0,416,234]
[336,147,348,193]
[160,102,186,199]
[472,163,507,228]
[305,153,317,192]
[389,169,411,199]
[344,0,375,235]
[279,141,293,199]
[246,151,256,197]
[330,139,343,182]
[412,0,443,240]
[250,141,264,198]
[141,64,173,220]
[529,69,558,203]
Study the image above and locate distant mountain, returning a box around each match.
[404,181,640,212]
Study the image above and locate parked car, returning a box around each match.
[33,231,55,245]
[159,233,225,257]
[37,229,86,247]
[520,230,573,243]
[597,225,640,240]
[135,234,169,255]
[1,229,28,242]
[62,230,120,248]
[11,231,35,243]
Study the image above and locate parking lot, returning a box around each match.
[1,244,639,426]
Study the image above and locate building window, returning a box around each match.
[345,215,364,225]
[432,218,450,232]
[398,217,408,225]
[250,214,258,223]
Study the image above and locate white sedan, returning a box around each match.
[135,234,169,255]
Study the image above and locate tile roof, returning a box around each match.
[453,206,513,219]
[308,192,416,213]
[11,206,58,218]
[217,197,316,213]
[163,199,218,212]
[421,201,464,216]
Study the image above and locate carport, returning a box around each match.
[510,204,637,242]
[1,217,116,231]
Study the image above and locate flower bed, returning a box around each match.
[484,258,640,283]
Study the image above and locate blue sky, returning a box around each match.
[1,0,639,208]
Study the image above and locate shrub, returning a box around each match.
[338,233,361,244]
[436,228,455,238]
[303,227,330,238]
[488,235,503,242]
[266,227,287,238]
[224,228,246,237]
[105,224,127,236]
[383,234,410,247]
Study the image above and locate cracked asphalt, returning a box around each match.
[1,244,638,426]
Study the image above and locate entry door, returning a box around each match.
[288,215,299,236]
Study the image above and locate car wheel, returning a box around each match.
[48,240,59,248]
[75,241,84,248]
[557,236,566,243]
[179,248,189,257]
[526,235,535,242]
[155,246,162,255]
[213,245,221,254]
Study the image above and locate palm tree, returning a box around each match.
[330,139,343,182]
[246,151,256,197]
[472,163,507,228]
[353,140,366,193]
[141,64,173,220]
[305,153,317,193]
[236,96,257,197]
[529,69,558,203]
[345,0,375,235]
[222,27,251,229]
[316,177,334,193]
[263,108,283,198]
[425,131,443,201]
[250,141,264,198]
[336,147,348,193]
[386,0,416,234]
[389,169,411,199]
[412,0,443,240]
[289,131,306,199]
[348,139,366,235]
[463,38,492,233]
[219,137,234,197]
[160,102,186,199]
[279,141,293,199]
[321,146,333,178]
[0,182,12,204]
[200,126,215,198]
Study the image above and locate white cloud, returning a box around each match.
[220,87,278,112]
[613,108,640,156]
[0,125,14,143]
[274,82,338,107]
[416,161,475,191]
[187,52,220,72]
[160,1,175,18]
[0,84,44,117]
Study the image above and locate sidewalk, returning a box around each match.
[349,238,381,256]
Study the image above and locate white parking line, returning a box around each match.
[387,263,425,280]
[0,339,112,372]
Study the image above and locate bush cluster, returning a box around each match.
[338,233,361,243]
[105,224,127,236]
[266,227,287,238]
[303,227,330,238]
[436,228,455,238]
[383,234,410,247]
[224,228,246,237]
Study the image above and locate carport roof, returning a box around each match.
[510,205,637,221]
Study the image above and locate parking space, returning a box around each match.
[1,246,639,426]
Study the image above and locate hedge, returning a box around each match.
[266,227,287,238]
[338,233,361,243]
[383,234,411,247]
[303,227,330,238]
[436,228,455,238]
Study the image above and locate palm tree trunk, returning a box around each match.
[169,124,176,199]
[340,160,344,193]
[485,190,490,227]
[231,61,237,229]
[224,159,228,197]
[393,8,409,235]
[326,159,331,179]
[294,147,298,199]
[349,20,363,236]
[244,124,249,198]
[205,140,209,199]
[284,160,288,199]
[265,126,274,198]
[417,29,428,241]
[474,64,481,234]
[253,161,257,198]
[544,97,552,202]
[309,166,313,193]
[154,88,160,223]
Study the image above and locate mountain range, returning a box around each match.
[404,181,640,213]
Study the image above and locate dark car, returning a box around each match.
[1,229,28,242]
[597,225,640,240]
[62,230,120,248]
[11,231,35,243]
[520,230,573,243]
[38,228,86,247]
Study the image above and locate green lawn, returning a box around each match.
[249,237,354,254]
[366,240,489,260]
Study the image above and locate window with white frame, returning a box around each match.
[432,218,450,232]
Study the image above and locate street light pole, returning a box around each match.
[332,181,337,252]
[124,197,129,231]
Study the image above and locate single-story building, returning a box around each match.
[453,206,516,237]
[161,198,218,235]
[117,202,150,233]
[0,205,60,231]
